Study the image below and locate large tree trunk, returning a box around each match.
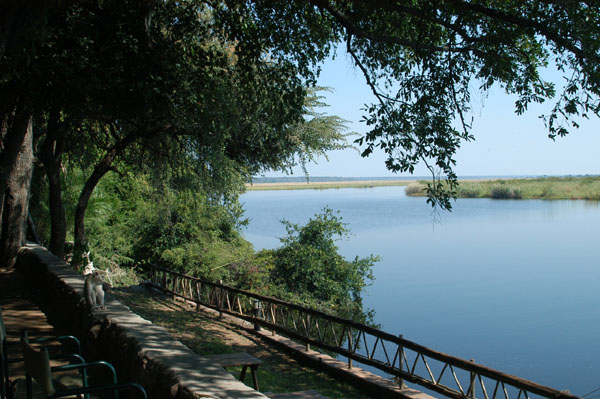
[41,109,67,258]
[74,149,118,248]
[0,101,31,229]
[0,109,33,268]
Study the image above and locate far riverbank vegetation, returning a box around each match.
[405,176,600,200]
[247,179,412,190]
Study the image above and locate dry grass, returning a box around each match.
[405,176,600,200]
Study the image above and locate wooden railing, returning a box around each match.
[143,263,578,399]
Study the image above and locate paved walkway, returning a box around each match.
[0,266,66,396]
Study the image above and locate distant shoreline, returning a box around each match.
[245,177,512,190]
[245,175,531,191]
[246,176,600,199]
[245,179,414,190]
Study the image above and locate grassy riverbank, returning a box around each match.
[406,176,600,200]
[246,176,600,200]
[246,179,413,190]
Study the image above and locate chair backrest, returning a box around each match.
[21,341,55,397]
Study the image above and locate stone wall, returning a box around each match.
[16,244,267,399]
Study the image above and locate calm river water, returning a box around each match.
[240,186,600,395]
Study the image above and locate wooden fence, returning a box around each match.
[143,263,578,399]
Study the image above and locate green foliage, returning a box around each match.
[5,1,600,264]
[132,188,254,280]
[267,208,378,318]
[284,87,353,176]
[489,185,522,200]
[413,176,600,200]
[227,250,275,292]
[456,186,482,199]
[29,160,254,283]
[249,1,600,210]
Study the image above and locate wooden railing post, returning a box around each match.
[218,280,223,319]
[253,299,261,331]
[347,328,353,369]
[468,359,476,399]
[398,335,406,389]
[195,281,201,312]
[270,305,276,336]
[306,314,311,351]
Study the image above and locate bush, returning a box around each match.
[490,185,511,199]
[405,183,425,195]
[490,185,522,199]
[269,208,378,312]
[131,189,253,280]
[457,186,481,198]
[540,186,554,198]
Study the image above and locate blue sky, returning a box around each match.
[262,52,599,178]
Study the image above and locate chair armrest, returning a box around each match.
[51,353,85,364]
[7,350,85,365]
[51,360,117,385]
[28,335,81,354]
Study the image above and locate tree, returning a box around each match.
[4,0,351,267]
[227,1,600,209]
[0,106,33,266]
[280,87,353,176]
[3,0,600,267]
[0,0,73,265]
[269,208,378,315]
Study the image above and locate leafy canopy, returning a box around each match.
[226,1,600,209]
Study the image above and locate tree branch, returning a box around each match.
[310,0,481,55]
[369,0,481,46]
[445,0,589,63]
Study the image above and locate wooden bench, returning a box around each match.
[265,390,328,399]
[198,352,263,390]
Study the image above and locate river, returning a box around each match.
[240,186,600,396]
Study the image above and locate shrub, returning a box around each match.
[511,187,523,199]
[490,185,522,199]
[490,185,511,199]
[405,183,426,195]
[269,208,378,310]
[540,186,554,198]
[457,186,481,198]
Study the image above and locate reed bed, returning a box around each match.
[406,176,600,200]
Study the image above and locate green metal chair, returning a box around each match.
[21,339,147,399]
[0,307,83,399]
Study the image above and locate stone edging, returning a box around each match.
[16,244,267,399]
